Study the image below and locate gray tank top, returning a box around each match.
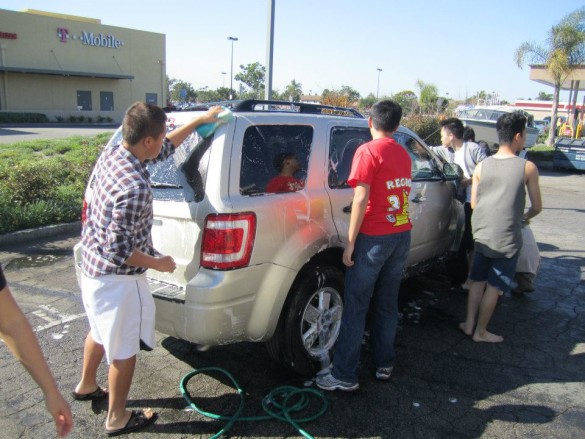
[472,156,526,258]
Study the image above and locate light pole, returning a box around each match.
[376,68,382,99]
[221,71,227,88]
[228,36,238,99]
[265,0,275,100]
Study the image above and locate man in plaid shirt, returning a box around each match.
[72,102,222,436]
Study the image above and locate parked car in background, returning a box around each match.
[534,119,549,136]
[75,100,464,376]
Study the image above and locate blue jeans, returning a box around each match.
[332,231,411,383]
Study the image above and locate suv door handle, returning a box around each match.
[343,203,352,213]
[411,195,425,203]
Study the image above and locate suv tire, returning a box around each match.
[267,265,344,376]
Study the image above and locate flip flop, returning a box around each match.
[71,387,108,401]
[105,410,158,437]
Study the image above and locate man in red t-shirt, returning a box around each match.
[317,100,412,391]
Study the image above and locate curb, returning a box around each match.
[0,221,81,247]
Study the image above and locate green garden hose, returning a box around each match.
[180,367,328,439]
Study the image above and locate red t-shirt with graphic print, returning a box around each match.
[266,175,304,193]
[347,137,412,235]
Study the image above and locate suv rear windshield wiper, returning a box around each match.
[151,182,182,189]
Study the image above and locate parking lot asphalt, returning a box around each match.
[0,170,584,438]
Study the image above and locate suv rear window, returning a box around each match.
[240,125,313,195]
[149,131,212,202]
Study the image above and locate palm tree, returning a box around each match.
[416,80,439,114]
[284,79,303,102]
[515,7,585,146]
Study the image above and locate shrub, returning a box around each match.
[526,145,554,162]
[55,115,65,122]
[402,114,441,145]
[0,112,49,123]
[2,161,59,204]
[0,133,107,234]
[0,200,80,234]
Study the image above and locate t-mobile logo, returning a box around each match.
[57,28,69,43]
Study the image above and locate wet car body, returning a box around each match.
[75,100,463,375]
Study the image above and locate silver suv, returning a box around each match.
[76,100,463,375]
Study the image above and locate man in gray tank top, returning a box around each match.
[459,112,542,343]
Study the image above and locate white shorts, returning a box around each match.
[81,273,156,364]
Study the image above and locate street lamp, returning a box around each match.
[221,71,227,88]
[376,68,382,99]
[228,36,238,99]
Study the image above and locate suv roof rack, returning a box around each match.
[165,100,365,119]
[231,100,364,119]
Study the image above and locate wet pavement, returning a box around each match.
[0,169,584,438]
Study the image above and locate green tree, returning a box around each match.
[359,93,377,111]
[197,87,233,103]
[321,86,361,107]
[416,80,439,114]
[166,75,177,106]
[537,91,554,100]
[473,90,488,105]
[515,7,585,145]
[283,79,303,102]
[391,90,418,115]
[169,80,197,104]
[340,85,361,103]
[235,62,266,98]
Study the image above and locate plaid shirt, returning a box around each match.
[81,138,175,277]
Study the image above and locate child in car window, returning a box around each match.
[266,152,304,193]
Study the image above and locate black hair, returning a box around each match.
[370,100,402,132]
[273,151,296,172]
[122,102,167,146]
[462,126,476,142]
[440,117,465,140]
[496,111,527,145]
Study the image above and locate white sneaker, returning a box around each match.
[315,372,359,392]
[376,367,393,380]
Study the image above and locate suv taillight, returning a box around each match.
[201,213,256,270]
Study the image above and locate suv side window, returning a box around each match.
[240,125,313,195]
[392,132,443,181]
[328,127,372,189]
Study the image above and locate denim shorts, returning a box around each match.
[469,251,519,293]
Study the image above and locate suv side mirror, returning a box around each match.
[443,162,464,181]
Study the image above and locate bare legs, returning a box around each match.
[75,332,154,431]
[107,356,139,430]
[460,281,504,343]
[75,333,105,395]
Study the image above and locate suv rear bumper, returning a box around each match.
[152,263,296,345]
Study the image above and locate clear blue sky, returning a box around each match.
[3,0,581,103]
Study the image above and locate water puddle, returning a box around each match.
[5,254,64,269]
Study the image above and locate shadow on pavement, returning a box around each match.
[154,254,585,438]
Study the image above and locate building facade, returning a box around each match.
[0,8,166,122]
